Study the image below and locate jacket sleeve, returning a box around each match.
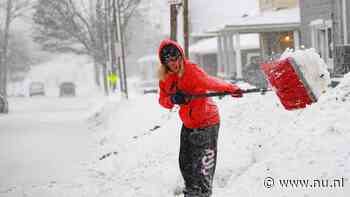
[158,80,174,109]
[192,65,240,92]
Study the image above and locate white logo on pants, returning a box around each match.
[201,149,215,176]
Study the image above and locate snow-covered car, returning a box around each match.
[59,82,76,97]
[0,94,8,114]
[29,82,45,97]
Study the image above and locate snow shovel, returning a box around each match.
[185,88,268,100]
[260,49,331,110]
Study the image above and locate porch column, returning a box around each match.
[310,26,316,48]
[260,33,266,61]
[222,32,231,78]
[228,32,235,78]
[234,32,243,79]
[217,35,224,77]
[293,30,300,50]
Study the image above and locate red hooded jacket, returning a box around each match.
[158,39,240,129]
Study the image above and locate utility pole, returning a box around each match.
[117,0,128,99]
[112,0,124,94]
[106,0,118,92]
[110,0,118,91]
[89,0,101,87]
[183,0,189,58]
[106,0,113,92]
[170,0,179,41]
[102,0,110,95]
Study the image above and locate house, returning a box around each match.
[214,0,301,79]
[188,0,260,78]
[299,0,350,75]
[189,35,260,77]
[189,0,301,80]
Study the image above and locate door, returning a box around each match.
[310,19,334,70]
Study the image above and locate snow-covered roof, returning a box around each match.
[209,7,301,33]
[190,34,260,55]
[190,38,218,54]
[234,7,300,26]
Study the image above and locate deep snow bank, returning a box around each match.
[88,74,350,197]
[215,73,350,197]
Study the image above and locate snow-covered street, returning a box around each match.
[0,97,103,197]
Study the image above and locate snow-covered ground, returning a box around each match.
[0,95,108,197]
[106,74,350,197]
[1,72,350,197]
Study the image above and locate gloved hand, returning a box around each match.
[231,88,243,97]
[227,85,243,98]
[170,91,188,104]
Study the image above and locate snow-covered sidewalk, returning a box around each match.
[90,74,350,197]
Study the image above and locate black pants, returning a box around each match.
[179,124,220,197]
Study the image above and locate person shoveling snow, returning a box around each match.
[156,38,332,197]
[157,39,243,197]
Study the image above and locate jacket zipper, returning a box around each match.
[189,108,194,120]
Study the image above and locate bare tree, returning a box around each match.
[118,0,141,34]
[32,0,140,92]
[0,0,31,96]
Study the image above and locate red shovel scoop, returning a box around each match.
[261,56,324,110]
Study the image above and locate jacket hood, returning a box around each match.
[157,39,186,64]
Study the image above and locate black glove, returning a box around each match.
[230,88,243,98]
[170,91,188,105]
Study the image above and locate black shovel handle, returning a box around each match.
[187,88,267,99]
